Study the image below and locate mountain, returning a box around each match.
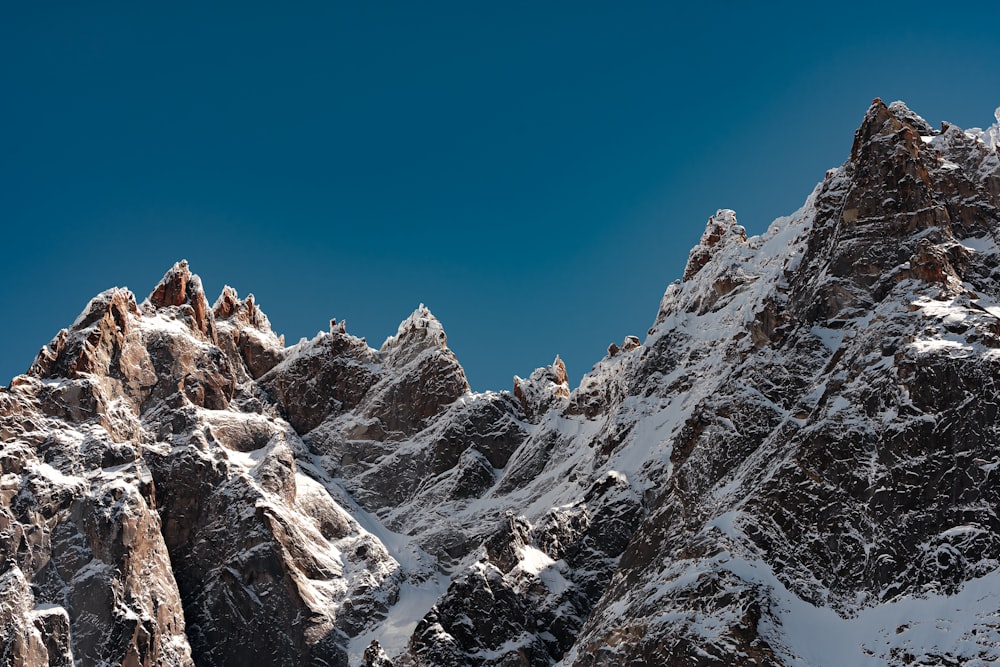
[3,98,1000,667]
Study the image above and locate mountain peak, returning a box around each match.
[848,97,935,166]
[513,355,570,419]
[682,208,747,281]
[147,259,193,309]
[145,260,215,339]
[887,99,936,135]
[212,284,273,334]
[379,304,449,367]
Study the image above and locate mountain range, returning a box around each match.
[3,98,1000,666]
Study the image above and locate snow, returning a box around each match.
[810,325,848,353]
[671,511,1000,667]
[30,461,85,488]
[906,295,1000,360]
[758,554,1000,666]
[973,297,1000,320]
[289,455,448,665]
[961,235,1000,255]
[221,446,265,468]
[471,634,538,661]
[518,545,555,576]
[535,561,574,597]
[910,336,972,356]
[965,106,1000,151]
[348,577,450,661]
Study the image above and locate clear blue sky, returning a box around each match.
[3,3,999,391]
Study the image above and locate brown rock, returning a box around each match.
[682,209,747,281]
[146,261,217,341]
[906,238,969,291]
[148,261,190,308]
[238,329,285,378]
[514,357,569,420]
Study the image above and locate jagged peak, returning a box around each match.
[212,285,239,317]
[854,99,1000,159]
[513,355,570,419]
[391,303,441,335]
[144,260,215,339]
[379,304,449,367]
[848,97,933,165]
[29,286,143,379]
[851,98,895,154]
[213,285,273,334]
[682,209,748,281]
[513,355,568,385]
[607,335,641,358]
[887,100,937,136]
[70,287,139,332]
[698,209,745,244]
[147,259,194,309]
[550,354,569,386]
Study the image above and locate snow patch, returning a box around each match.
[347,577,450,661]
[518,545,555,576]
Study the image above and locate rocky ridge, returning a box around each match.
[2,99,1000,666]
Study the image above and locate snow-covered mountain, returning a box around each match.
[3,98,1000,666]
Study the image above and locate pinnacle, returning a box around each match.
[551,355,568,386]
[212,285,272,333]
[146,260,215,338]
[849,97,936,165]
[887,100,936,136]
[512,355,570,419]
[148,259,194,309]
[379,304,449,366]
[682,210,747,281]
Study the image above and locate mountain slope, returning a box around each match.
[2,99,1000,667]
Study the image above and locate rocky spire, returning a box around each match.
[786,98,990,323]
[682,209,747,281]
[212,285,274,334]
[146,260,217,340]
[211,286,285,380]
[513,355,570,420]
[379,304,450,368]
[27,287,144,381]
[345,304,471,436]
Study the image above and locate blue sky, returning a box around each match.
[3,3,999,391]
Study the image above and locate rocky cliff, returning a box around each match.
[3,99,1000,666]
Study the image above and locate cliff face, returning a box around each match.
[2,100,1000,667]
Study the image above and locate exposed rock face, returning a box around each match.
[565,99,1000,666]
[4,99,1000,667]
[513,356,570,420]
[682,208,748,282]
[0,381,192,666]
